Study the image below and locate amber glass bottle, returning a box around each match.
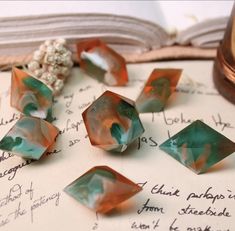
[213,4,235,104]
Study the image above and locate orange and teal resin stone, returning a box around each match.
[136,68,182,113]
[82,91,145,152]
[0,116,59,160]
[64,166,142,213]
[160,120,235,174]
[11,67,53,122]
[77,39,128,86]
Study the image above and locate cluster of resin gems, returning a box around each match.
[0,66,59,160]
[0,38,235,214]
[62,39,235,212]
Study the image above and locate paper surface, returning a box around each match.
[0,61,235,230]
[0,1,232,31]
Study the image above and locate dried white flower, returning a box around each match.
[29,38,73,95]
[56,38,66,45]
[34,69,43,78]
[47,45,56,55]
[33,50,44,61]
[28,60,40,71]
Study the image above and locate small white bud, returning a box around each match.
[34,69,43,78]
[28,60,40,71]
[33,50,44,61]
[56,38,66,45]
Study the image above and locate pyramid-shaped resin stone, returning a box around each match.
[11,67,53,122]
[64,166,142,213]
[82,91,145,152]
[160,120,235,174]
[136,68,182,113]
[77,39,128,86]
[0,116,59,160]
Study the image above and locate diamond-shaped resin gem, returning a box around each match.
[77,39,128,86]
[0,116,59,160]
[64,166,142,213]
[11,67,53,122]
[82,91,145,152]
[136,68,182,112]
[160,120,235,174]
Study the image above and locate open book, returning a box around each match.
[0,1,232,69]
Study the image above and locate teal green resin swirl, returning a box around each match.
[64,168,116,209]
[0,135,44,160]
[136,77,171,113]
[151,77,171,98]
[110,100,144,148]
[160,120,235,173]
[22,77,53,122]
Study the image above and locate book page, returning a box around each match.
[0,1,166,28]
[0,1,232,68]
[0,60,235,230]
[0,1,232,32]
[157,1,233,32]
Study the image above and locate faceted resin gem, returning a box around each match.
[160,120,235,174]
[77,39,128,86]
[11,67,53,122]
[64,166,142,213]
[82,91,145,152]
[136,68,182,113]
[0,116,59,160]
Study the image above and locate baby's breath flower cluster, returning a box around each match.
[28,39,73,95]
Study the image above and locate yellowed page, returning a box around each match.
[0,61,235,230]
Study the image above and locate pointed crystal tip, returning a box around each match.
[160,120,235,174]
[77,39,128,86]
[64,165,142,213]
[11,67,53,122]
[136,68,182,113]
[0,116,59,160]
[82,91,145,152]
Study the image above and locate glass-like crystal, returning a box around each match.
[136,68,182,112]
[11,67,53,122]
[77,39,128,86]
[64,166,142,213]
[82,91,145,152]
[0,116,59,160]
[160,120,235,174]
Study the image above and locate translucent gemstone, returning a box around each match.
[64,166,142,213]
[0,116,59,160]
[160,120,235,174]
[136,68,182,112]
[77,39,128,86]
[11,67,53,122]
[82,91,145,152]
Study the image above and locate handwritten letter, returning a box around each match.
[0,61,234,230]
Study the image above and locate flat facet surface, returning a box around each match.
[160,120,235,174]
[82,91,145,152]
[64,166,142,213]
[77,39,128,86]
[0,116,59,160]
[11,67,53,121]
[136,68,182,112]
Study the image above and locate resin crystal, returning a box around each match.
[82,91,145,152]
[64,166,142,213]
[77,39,128,86]
[160,120,235,174]
[11,67,53,121]
[136,68,182,112]
[0,116,59,160]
